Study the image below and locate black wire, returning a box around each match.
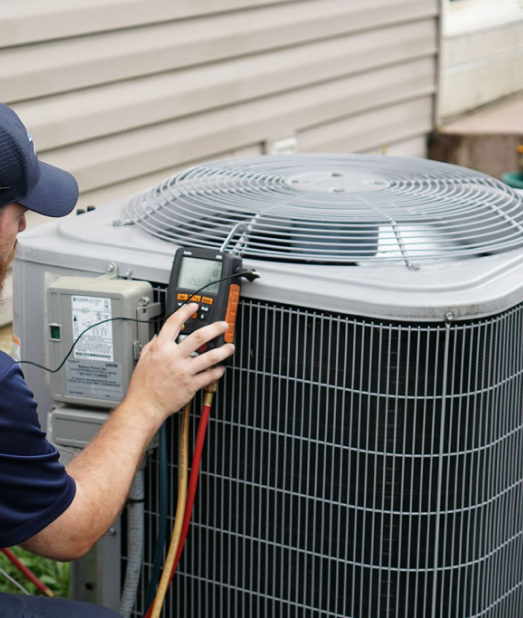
[18,270,258,374]
[18,316,155,373]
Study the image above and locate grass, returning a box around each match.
[0,546,70,598]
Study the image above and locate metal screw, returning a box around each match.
[444,311,455,323]
[106,263,115,273]
[140,297,150,306]
[124,269,133,278]
[108,527,117,537]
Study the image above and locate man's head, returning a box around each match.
[0,103,79,294]
[0,102,78,216]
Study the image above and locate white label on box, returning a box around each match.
[71,295,114,361]
[66,360,123,401]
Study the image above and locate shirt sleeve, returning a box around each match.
[0,359,76,548]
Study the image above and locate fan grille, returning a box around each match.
[125,154,523,266]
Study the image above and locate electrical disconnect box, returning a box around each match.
[51,406,110,449]
[47,273,159,409]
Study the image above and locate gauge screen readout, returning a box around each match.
[178,257,223,294]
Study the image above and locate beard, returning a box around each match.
[0,241,17,304]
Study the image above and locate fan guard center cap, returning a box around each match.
[286,170,390,193]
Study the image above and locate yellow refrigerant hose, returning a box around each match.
[150,401,191,618]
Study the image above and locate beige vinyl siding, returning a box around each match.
[0,0,293,46]
[440,0,523,119]
[1,0,440,209]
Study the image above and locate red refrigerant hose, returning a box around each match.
[171,391,214,574]
[0,548,55,597]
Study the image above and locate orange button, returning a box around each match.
[202,297,213,305]
[177,293,188,301]
[190,295,201,302]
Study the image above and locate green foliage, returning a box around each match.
[0,546,70,598]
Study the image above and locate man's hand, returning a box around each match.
[125,302,235,424]
[22,304,235,561]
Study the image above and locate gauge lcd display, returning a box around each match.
[178,257,222,294]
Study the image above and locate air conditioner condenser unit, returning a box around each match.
[13,154,523,617]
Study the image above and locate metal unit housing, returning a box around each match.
[13,155,523,617]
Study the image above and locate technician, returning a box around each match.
[0,102,235,617]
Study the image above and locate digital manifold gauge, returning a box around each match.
[166,247,244,350]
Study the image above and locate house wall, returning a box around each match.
[439,0,523,120]
[1,0,440,211]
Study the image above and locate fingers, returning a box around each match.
[156,305,235,372]
[157,303,199,344]
[128,308,236,422]
[176,320,231,355]
[191,364,227,392]
[190,343,235,374]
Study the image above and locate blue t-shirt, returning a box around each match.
[0,351,76,548]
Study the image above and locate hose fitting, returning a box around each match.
[203,381,217,407]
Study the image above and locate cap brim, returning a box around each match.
[19,160,78,217]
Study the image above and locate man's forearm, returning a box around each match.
[23,399,162,561]
[66,400,163,547]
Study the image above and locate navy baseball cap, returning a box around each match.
[0,102,78,216]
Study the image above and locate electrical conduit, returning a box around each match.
[119,465,145,618]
